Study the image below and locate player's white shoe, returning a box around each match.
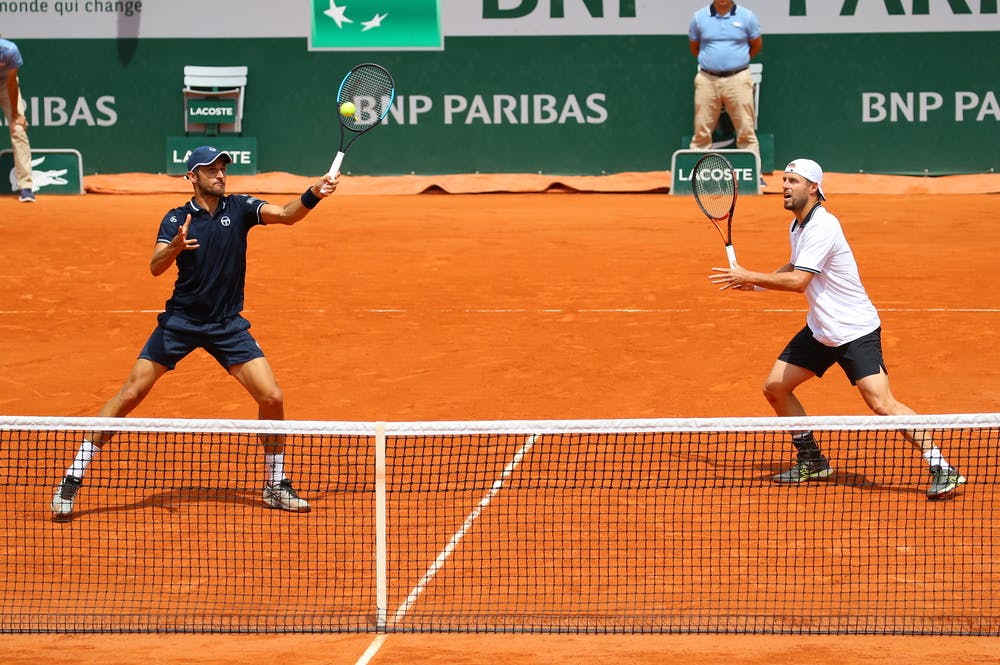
[263,479,311,512]
[51,475,83,517]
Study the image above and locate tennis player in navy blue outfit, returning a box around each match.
[51,146,337,517]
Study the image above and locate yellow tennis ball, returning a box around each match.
[339,102,356,117]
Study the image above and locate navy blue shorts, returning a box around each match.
[778,326,887,386]
[139,313,264,370]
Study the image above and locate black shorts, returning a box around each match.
[139,313,264,370]
[778,326,887,386]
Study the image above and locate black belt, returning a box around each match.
[701,65,749,78]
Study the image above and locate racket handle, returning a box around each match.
[725,244,737,268]
[327,151,345,178]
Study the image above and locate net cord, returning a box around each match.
[2,413,997,436]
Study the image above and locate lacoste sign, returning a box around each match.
[186,99,237,124]
[190,108,234,117]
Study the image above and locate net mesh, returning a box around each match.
[2,414,997,634]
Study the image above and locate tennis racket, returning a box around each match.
[692,152,739,267]
[325,63,396,183]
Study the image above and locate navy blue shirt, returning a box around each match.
[156,194,267,323]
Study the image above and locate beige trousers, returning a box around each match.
[0,77,33,191]
[690,68,759,163]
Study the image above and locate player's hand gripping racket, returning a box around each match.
[692,152,739,267]
[323,63,396,193]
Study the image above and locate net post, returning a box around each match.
[374,421,388,631]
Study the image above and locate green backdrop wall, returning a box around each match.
[9,32,1000,176]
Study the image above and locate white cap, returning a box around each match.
[784,158,826,200]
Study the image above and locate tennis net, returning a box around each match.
[1,413,997,634]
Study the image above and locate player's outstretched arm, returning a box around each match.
[261,174,338,226]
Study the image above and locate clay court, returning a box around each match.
[1,172,999,663]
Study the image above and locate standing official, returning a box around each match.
[688,1,762,168]
[0,36,35,202]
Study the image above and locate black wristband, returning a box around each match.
[300,187,321,209]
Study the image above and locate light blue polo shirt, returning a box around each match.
[689,3,761,74]
[0,39,24,78]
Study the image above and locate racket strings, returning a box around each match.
[693,155,736,220]
[697,188,734,219]
[339,66,395,131]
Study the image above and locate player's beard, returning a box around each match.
[195,175,226,199]
[783,188,809,212]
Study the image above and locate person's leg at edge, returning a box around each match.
[10,82,34,197]
[764,360,833,482]
[230,357,310,512]
[690,72,722,150]
[855,370,965,498]
[0,80,35,199]
[51,359,168,516]
[721,72,760,166]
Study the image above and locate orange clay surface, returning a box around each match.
[1,173,999,664]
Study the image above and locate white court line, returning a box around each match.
[388,434,539,627]
[354,634,388,665]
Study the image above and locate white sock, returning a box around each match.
[923,446,952,471]
[265,453,285,486]
[68,439,100,479]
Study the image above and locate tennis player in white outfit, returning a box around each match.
[709,158,965,499]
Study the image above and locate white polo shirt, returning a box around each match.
[789,205,881,347]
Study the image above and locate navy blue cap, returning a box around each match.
[186,146,232,172]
